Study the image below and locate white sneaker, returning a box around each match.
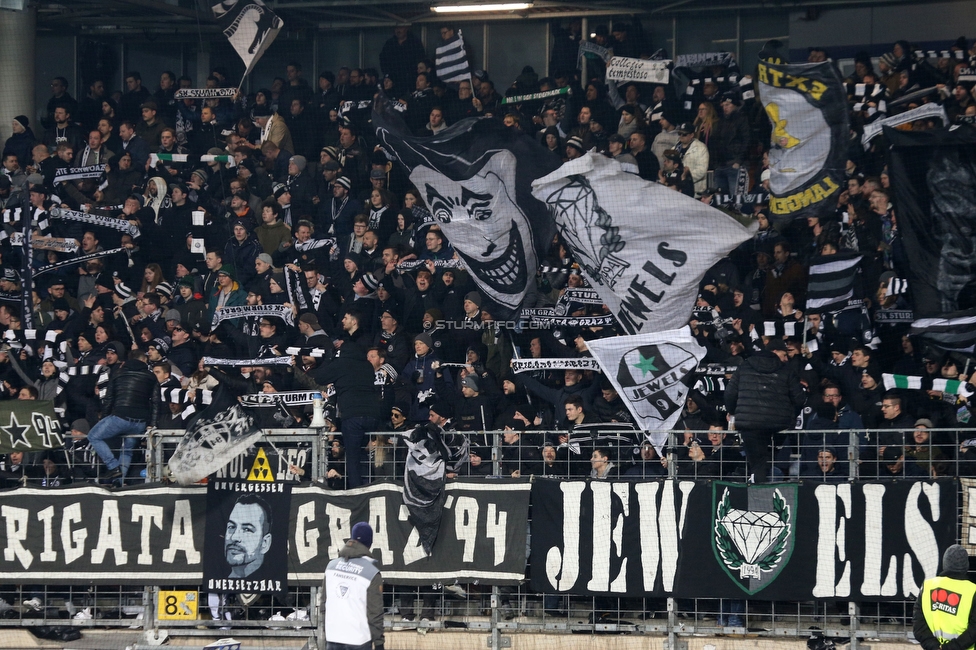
[129,611,144,629]
[73,607,92,620]
[444,584,467,598]
[22,597,42,612]
[0,599,12,611]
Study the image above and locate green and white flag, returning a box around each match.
[933,378,974,397]
[0,401,63,454]
[883,373,923,391]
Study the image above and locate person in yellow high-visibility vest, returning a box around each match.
[914,545,976,650]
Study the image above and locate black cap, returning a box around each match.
[766,338,787,353]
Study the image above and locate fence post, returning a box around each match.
[848,429,859,480]
[849,601,860,650]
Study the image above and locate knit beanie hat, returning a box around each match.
[943,544,969,574]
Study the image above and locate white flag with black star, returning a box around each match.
[586,327,706,451]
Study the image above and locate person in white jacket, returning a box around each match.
[675,122,710,197]
[322,522,384,650]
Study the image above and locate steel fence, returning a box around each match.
[0,425,961,648]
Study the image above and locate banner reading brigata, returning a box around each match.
[0,481,530,585]
[531,479,956,600]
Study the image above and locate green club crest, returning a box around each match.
[712,482,796,595]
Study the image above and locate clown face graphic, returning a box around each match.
[410,150,534,311]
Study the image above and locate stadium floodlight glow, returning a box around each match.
[431,2,533,12]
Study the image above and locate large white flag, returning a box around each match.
[531,153,756,334]
[212,0,283,79]
[586,327,706,451]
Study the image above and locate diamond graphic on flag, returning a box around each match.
[543,175,628,289]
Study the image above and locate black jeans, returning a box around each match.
[740,429,777,483]
[342,416,380,488]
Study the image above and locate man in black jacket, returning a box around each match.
[725,339,804,483]
[87,350,160,480]
[308,353,381,488]
[712,92,751,196]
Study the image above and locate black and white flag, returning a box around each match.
[886,124,976,318]
[434,29,471,85]
[373,94,561,316]
[168,404,260,485]
[911,311,976,354]
[586,327,705,452]
[212,0,283,79]
[756,56,848,222]
[806,251,862,311]
[531,152,755,334]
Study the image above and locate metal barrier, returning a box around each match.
[0,425,960,648]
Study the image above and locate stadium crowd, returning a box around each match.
[0,21,973,494]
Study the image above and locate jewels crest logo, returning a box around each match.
[712,482,796,595]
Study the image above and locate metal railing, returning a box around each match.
[0,425,960,648]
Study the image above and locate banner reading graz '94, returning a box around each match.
[0,480,529,586]
[530,479,956,600]
[756,59,848,222]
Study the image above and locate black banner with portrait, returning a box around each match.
[202,480,292,595]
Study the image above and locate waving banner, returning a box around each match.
[531,478,956,600]
[585,327,706,451]
[212,0,283,79]
[531,153,755,334]
[373,94,561,316]
[887,124,976,319]
[756,58,848,222]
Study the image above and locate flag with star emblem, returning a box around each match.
[0,401,63,454]
[755,53,848,222]
[585,327,706,451]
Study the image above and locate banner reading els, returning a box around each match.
[531,479,956,600]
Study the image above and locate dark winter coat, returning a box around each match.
[725,351,805,431]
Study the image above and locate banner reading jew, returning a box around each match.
[756,57,848,221]
[373,94,561,317]
[531,478,956,600]
[531,153,755,334]
[0,481,530,586]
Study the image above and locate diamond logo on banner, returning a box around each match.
[712,483,796,595]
